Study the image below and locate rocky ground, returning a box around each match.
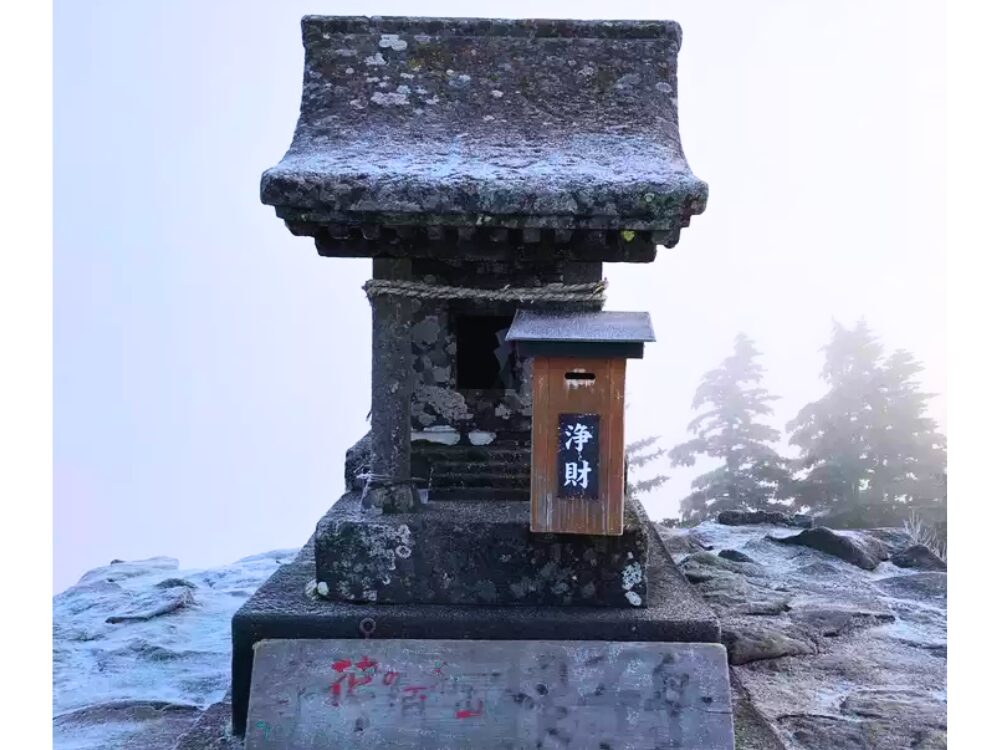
[53,550,296,749]
[53,518,945,749]
[659,514,947,750]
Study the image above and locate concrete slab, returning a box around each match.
[245,638,734,750]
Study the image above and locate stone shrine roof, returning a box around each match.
[261,16,708,260]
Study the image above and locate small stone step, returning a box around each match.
[413,445,530,464]
[428,487,530,502]
[431,461,530,477]
[431,472,530,490]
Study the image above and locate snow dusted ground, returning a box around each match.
[661,521,947,750]
[52,521,946,750]
[53,550,296,749]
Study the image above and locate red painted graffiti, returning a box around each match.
[455,699,484,720]
[331,658,352,673]
[356,655,378,672]
[327,654,487,719]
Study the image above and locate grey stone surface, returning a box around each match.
[54,519,946,750]
[231,515,720,735]
[690,575,792,617]
[173,699,241,750]
[717,510,813,528]
[788,605,893,637]
[314,492,649,607]
[104,586,195,624]
[767,527,887,571]
[657,524,711,556]
[721,620,817,666]
[360,259,605,453]
[345,432,372,492]
[54,538,719,748]
[362,259,421,513]
[728,672,787,750]
[680,551,768,580]
[53,701,202,750]
[261,16,708,251]
[53,552,298,750]
[777,712,946,750]
[404,257,560,438]
[664,521,946,750]
[245,638,734,749]
[874,572,946,602]
[718,549,756,564]
[413,440,532,502]
[890,544,946,571]
[864,528,916,555]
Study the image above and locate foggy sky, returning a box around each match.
[54,0,944,591]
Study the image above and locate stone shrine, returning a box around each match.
[233,15,731,748]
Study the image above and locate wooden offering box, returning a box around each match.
[506,310,655,536]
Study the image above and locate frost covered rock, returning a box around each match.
[789,604,894,637]
[661,519,947,750]
[875,572,947,602]
[105,587,195,624]
[718,548,756,564]
[680,550,768,579]
[53,701,203,750]
[695,574,793,616]
[53,550,296,750]
[890,544,947,571]
[54,519,946,750]
[717,509,813,528]
[767,526,888,571]
[722,620,817,665]
[865,527,916,555]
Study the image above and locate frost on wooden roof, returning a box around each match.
[260,16,708,255]
[507,310,656,343]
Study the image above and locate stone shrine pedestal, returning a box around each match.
[231,489,726,740]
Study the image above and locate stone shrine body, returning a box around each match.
[232,15,733,749]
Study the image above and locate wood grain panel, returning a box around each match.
[530,356,626,535]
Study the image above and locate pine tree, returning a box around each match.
[787,321,946,513]
[625,435,669,497]
[869,350,947,505]
[786,320,883,510]
[669,334,791,523]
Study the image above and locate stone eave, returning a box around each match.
[262,14,708,260]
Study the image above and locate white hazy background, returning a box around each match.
[54,0,945,592]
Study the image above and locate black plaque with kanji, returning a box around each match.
[557,413,600,499]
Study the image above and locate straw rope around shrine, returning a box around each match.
[362,278,608,304]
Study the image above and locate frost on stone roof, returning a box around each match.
[261,16,708,238]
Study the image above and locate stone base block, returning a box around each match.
[314,492,648,608]
[245,638,735,749]
[230,514,719,736]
